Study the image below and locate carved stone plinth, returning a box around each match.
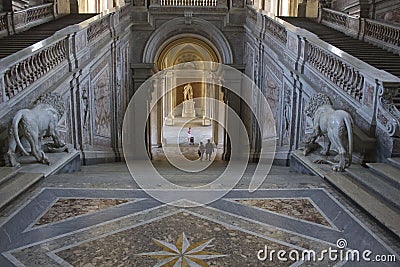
[202,116,211,126]
[165,116,174,126]
[182,100,195,118]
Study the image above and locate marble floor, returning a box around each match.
[0,163,399,266]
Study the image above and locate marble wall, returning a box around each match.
[0,5,132,166]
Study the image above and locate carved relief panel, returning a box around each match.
[57,87,73,145]
[263,65,282,131]
[300,94,314,143]
[281,83,293,146]
[80,80,92,147]
[90,57,112,147]
[245,42,255,81]
[93,68,111,138]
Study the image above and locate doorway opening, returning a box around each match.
[149,37,226,161]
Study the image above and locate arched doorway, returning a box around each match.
[150,36,226,161]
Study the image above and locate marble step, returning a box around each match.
[388,158,400,169]
[345,165,400,210]
[324,171,400,238]
[366,163,400,189]
[0,167,19,186]
[0,172,43,210]
[290,150,400,237]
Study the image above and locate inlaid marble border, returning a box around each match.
[24,197,140,232]
[0,188,398,266]
[228,197,338,230]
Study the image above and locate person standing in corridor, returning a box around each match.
[198,142,205,160]
[205,139,214,161]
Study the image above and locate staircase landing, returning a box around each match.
[0,150,80,210]
[291,150,400,238]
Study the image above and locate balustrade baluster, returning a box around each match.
[337,64,346,88]
[14,64,25,91]
[21,61,30,87]
[10,67,19,96]
[331,58,341,82]
[27,57,36,82]
[346,68,356,94]
[4,71,12,99]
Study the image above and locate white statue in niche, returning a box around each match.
[183,83,193,101]
[182,83,195,118]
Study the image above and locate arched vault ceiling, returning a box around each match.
[157,37,219,70]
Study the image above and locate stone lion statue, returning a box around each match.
[303,93,353,172]
[6,93,66,167]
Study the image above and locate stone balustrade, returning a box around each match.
[246,5,257,22]
[263,15,287,45]
[0,5,130,104]
[246,5,400,156]
[0,13,7,33]
[319,8,400,54]
[149,0,227,9]
[87,16,110,43]
[306,42,364,102]
[25,3,54,23]
[364,19,400,51]
[320,7,349,27]
[119,3,131,21]
[0,3,54,37]
[160,0,217,6]
[3,39,67,101]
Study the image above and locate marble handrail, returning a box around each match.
[364,18,400,50]
[119,2,131,21]
[306,42,364,102]
[319,7,357,28]
[160,0,217,6]
[87,15,110,43]
[0,4,130,104]
[263,15,287,45]
[0,3,54,37]
[13,3,54,33]
[149,0,228,7]
[319,8,400,54]
[0,12,7,33]
[3,38,67,101]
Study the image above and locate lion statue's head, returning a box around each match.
[304,93,333,119]
[34,93,65,119]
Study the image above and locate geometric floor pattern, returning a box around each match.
[0,188,398,266]
[33,198,131,227]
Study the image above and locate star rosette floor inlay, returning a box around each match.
[0,188,398,266]
[138,232,226,266]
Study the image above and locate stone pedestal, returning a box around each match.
[182,100,195,118]
[202,116,211,126]
[165,116,174,126]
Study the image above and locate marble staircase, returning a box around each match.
[0,168,43,210]
[0,14,95,59]
[291,150,400,238]
[280,17,400,78]
[0,150,80,211]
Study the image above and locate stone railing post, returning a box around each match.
[0,73,5,104]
